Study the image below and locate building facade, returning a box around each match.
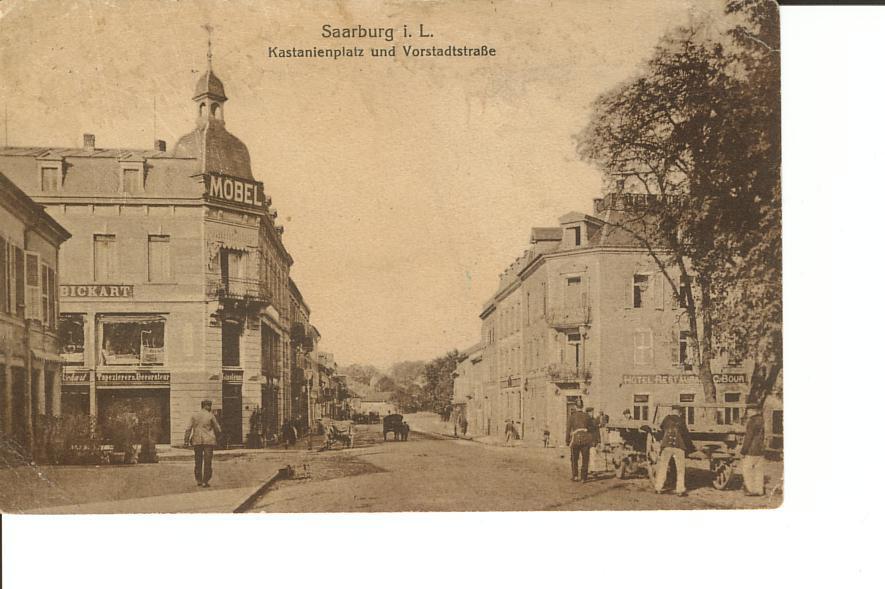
[0,173,70,453]
[458,207,752,447]
[0,63,318,447]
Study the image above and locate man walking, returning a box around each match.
[567,407,596,482]
[184,400,222,488]
[740,406,766,496]
[654,405,695,496]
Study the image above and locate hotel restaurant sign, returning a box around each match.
[622,373,748,385]
[203,172,265,210]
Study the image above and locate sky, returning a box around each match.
[0,0,726,368]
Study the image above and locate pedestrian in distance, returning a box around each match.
[740,406,766,496]
[542,426,550,448]
[184,399,222,488]
[281,419,297,449]
[654,405,696,496]
[567,407,596,482]
[504,420,514,446]
[459,413,468,437]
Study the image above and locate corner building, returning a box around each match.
[460,205,751,448]
[0,65,310,445]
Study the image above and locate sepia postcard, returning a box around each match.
[0,0,782,514]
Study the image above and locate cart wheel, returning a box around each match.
[712,460,734,490]
[645,434,658,482]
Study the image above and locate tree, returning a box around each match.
[421,350,460,415]
[577,0,780,404]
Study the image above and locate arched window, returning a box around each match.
[211,103,221,118]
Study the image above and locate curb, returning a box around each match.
[233,464,310,513]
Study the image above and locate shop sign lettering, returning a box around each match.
[622,373,747,385]
[61,285,133,298]
[97,371,170,386]
[62,370,91,383]
[205,173,264,209]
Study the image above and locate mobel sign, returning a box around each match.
[204,172,265,210]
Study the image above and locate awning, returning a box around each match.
[97,314,166,324]
[31,349,65,363]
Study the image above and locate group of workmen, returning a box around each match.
[566,404,768,496]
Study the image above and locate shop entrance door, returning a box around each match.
[222,384,243,446]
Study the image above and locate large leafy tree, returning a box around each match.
[577,0,780,404]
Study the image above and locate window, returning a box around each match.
[567,332,582,368]
[677,395,696,425]
[59,314,85,364]
[678,330,693,367]
[40,167,59,192]
[633,329,653,365]
[565,276,582,309]
[122,168,141,193]
[569,226,581,246]
[99,316,165,366]
[632,274,649,308]
[24,252,41,322]
[41,265,49,326]
[148,235,171,282]
[222,320,241,367]
[93,234,118,281]
[633,394,650,421]
[721,392,742,424]
[47,267,56,330]
[677,275,691,308]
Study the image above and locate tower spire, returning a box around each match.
[203,23,214,71]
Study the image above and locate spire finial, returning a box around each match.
[203,23,214,70]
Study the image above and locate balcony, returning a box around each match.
[208,277,271,305]
[546,363,592,383]
[546,306,591,329]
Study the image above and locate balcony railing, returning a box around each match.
[546,363,592,383]
[546,306,591,328]
[208,277,271,304]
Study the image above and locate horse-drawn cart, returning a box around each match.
[607,403,746,490]
[382,414,410,441]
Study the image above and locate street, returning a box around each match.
[250,425,782,512]
[0,421,782,514]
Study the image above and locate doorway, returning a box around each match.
[222,384,243,446]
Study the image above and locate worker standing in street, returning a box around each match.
[567,407,596,482]
[654,405,695,496]
[740,406,767,496]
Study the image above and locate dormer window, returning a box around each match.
[568,226,581,246]
[39,164,61,192]
[119,162,144,194]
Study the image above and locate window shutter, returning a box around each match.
[655,273,664,310]
[24,251,41,321]
[670,327,680,366]
[625,277,633,309]
[0,237,7,314]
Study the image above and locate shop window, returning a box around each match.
[148,235,171,282]
[632,274,649,308]
[633,328,653,366]
[94,234,118,281]
[633,394,650,421]
[60,314,85,365]
[99,316,165,366]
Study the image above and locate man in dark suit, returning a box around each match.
[740,406,766,496]
[184,400,222,487]
[654,405,695,496]
[567,407,597,482]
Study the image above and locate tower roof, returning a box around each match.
[173,117,252,179]
[193,69,227,102]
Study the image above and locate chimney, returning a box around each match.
[154,139,166,152]
[83,133,95,150]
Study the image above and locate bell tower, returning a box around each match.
[194,24,227,125]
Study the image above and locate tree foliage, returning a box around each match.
[577,0,780,404]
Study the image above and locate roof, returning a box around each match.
[530,227,562,242]
[194,69,227,101]
[173,117,253,179]
[0,173,71,243]
[0,146,181,160]
[558,211,593,224]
